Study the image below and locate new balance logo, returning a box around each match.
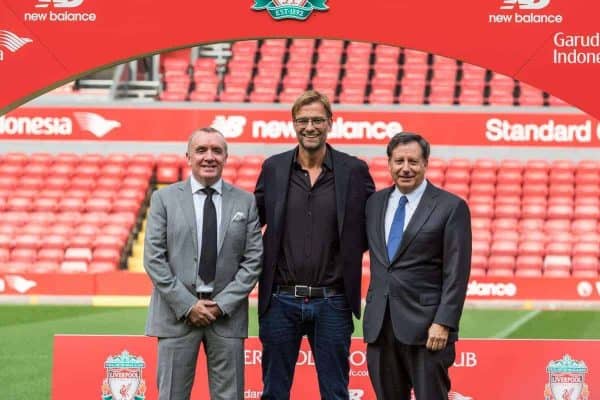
[0,30,32,53]
[211,115,246,138]
[35,0,84,8]
[73,112,121,138]
[500,0,550,10]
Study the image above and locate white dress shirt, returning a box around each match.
[190,175,223,293]
[384,180,428,245]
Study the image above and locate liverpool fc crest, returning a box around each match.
[101,350,146,400]
[544,355,589,400]
[252,0,328,20]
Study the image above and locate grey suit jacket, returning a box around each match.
[363,182,471,345]
[144,178,263,339]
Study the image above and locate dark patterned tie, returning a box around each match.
[199,187,217,283]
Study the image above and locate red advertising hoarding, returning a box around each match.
[53,336,599,399]
[0,0,599,121]
[1,107,599,148]
[3,274,600,305]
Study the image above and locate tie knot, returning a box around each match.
[201,187,215,197]
[398,196,408,206]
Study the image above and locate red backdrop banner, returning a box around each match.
[3,273,600,303]
[2,106,599,147]
[0,1,599,119]
[52,335,599,399]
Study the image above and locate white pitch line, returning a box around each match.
[492,309,542,339]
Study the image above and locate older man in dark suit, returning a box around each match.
[255,90,375,399]
[363,132,471,400]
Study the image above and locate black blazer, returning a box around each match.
[255,145,375,317]
[362,182,472,345]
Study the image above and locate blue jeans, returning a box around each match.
[259,293,354,400]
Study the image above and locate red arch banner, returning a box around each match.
[0,0,599,117]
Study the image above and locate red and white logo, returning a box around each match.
[4,275,37,294]
[35,0,84,8]
[0,30,32,53]
[500,0,550,10]
[73,112,121,138]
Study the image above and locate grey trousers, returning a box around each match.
[157,326,244,400]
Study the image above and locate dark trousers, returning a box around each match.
[366,307,455,400]
[259,293,354,400]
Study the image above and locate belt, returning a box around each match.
[197,292,212,299]
[276,285,343,298]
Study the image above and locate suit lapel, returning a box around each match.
[272,150,294,239]
[332,148,350,239]
[391,183,439,263]
[178,179,198,256]
[218,182,235,254]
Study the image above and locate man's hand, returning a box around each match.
[206,302,223,319]
[187,300,219,327]
[426,323,449,351]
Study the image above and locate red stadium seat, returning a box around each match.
[525,159,549,172]
[470,203,493,219]
[494,204,520,219]
[470,170,495,185]
[519,219,548,234]
[574,204,600,219]
[469,184,495,197]
[518,241,545,257]
[472,240,490,256]
[488,254,515,270]
[515,268,542,277]
[496,170,522,185]
[516,255,543,270]
[495,184,522,197]
[572,256,599,272]
[522,170,548,185]
[572,242,600,257]
[487,268,514,277]
[490,240,518,257]
[520,203,546,219]
[28,260,60,273]
[546,204,573,220]
[545,242,572,256]
[37,248,65,263]
[444,169,470,184]
[473,158,498,171]
[543,255,571,271]
[572,219,598,234]
[492,218,518,232]
[492,230,519,242]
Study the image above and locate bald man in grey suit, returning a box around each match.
[144,127,263,400]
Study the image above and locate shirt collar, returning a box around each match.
[391,179,428,204]
[292,146,333,171]
[190,175,223,195]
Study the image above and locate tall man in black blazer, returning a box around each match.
[255,90,375,399]
[363,133,471,400]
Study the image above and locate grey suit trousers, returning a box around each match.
[157,326,244,400]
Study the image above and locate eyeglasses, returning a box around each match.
[293,117,328,127]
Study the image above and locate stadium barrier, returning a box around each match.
[3,274,600,309]
[2,106,599,147]
[52,335,599,399]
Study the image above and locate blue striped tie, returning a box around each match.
[387,196,408,260]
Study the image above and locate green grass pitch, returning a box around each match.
[2,305,600,399]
